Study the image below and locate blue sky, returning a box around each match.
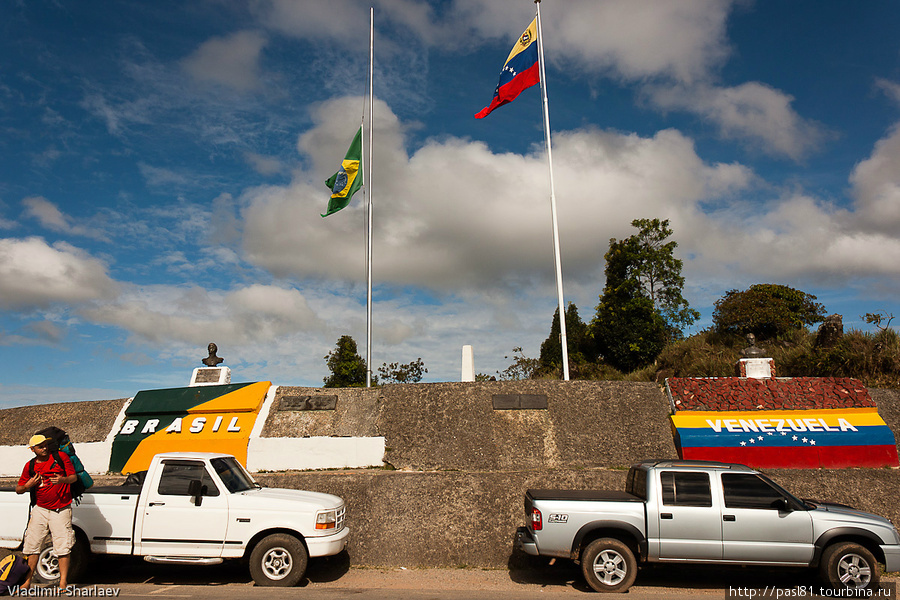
[2,0,899,407]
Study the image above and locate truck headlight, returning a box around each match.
[316,510,337,530]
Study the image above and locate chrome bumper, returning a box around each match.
[306,526,350,558]
[515,526,539,556]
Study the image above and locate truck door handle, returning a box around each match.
[149,502,166,507]
[660,513,673,519]
[723,514,736,521]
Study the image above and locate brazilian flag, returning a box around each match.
[322,126,363,217]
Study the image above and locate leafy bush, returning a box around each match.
[712,284,826,339]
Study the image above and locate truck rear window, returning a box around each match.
[626,467,647,500]
[660,471,712,507]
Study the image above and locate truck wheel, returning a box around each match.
[581,538,637,593]
[33,532,89,585]
[249,534,308,587]
[819,542,880,591]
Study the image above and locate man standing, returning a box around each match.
[15,434,77,590]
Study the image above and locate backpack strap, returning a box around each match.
[27,457,37,507]
[51,451,65,471]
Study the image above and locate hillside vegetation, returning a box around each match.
[577,326,900,389]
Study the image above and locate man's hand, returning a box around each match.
[16,473,41,494]
[49,473,77,485]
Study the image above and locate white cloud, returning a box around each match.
[22,196,68,230]
[0,320,66,347]
[237,97,900,311]
[180,30,268,92]
[647,82,829,160]
[849,123,900,233]
[0,237,118,309]
[21,196,108,241]
[80,283,325,348]
[876,78,900,106]
[241,98,757,290]
[456,0,733,85]
[244,152,284,176]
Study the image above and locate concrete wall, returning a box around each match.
[249,467,900,568]
[0,398,128,447]
[0,382,898,568]
[376,381,677,470]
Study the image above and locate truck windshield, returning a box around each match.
[210,457,257,493]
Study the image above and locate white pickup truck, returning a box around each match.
[0,452,348,587]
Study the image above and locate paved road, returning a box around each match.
[16,553,897,600]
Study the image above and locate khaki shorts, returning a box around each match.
[23,505,74,556]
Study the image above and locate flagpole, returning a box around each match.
[534,0,569,381]
[366,7,374,387]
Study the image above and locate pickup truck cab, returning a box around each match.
[516,460,900,593]
[0,452,348,587]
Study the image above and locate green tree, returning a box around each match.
[590,219,695,372]
[498,347,540,381]
[378,358,427,383]
[323,335,370,388]
[618,218,699,336]
[712,284,826,340]
[593,275,668,373]
[539,303,592,373]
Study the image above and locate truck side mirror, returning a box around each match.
[773,497,791,512]
[188,479,204,506]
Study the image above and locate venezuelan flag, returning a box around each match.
[671,409,899,468]
[475,18,540,119]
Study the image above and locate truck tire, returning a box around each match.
[33,532,89,585]
[819,542,880,591]
[248,533,308,587]
[581,538,637,593]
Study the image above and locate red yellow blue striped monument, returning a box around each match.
[667,377,899,469]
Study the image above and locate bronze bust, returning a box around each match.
[741,333,765,358]
[202,342,224,367]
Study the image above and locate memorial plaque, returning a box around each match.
[279,395,337,411]
[492,394,548,410]
[195,368,223,383]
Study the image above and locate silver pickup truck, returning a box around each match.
[515,460,900,593]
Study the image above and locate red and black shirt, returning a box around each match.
[19,453,75,510]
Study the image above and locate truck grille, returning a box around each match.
[335,505,346,531]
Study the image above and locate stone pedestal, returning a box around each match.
[190,366,231,386]
[735,358,775,378]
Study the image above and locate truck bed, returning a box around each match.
[526,489,642,502]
